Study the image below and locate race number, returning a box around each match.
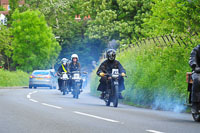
[112,69,119,75]
[74,74,80,79]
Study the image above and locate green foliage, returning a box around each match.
[11,9,61,72]
[9,0,20,11]
[142,0,200,36]
[0,6,5,11]
[0,25,12,68]
[0,69,29,87]
[84,0,152,43]
[116,35,199,111]
[90,67,100,96]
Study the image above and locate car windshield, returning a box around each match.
[33,71,49,75]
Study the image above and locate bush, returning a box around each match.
[90,35,200,112]
[117,36,199,112]
[0,69,29,87]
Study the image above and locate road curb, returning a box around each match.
[0,86,28,89]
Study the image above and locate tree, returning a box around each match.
[84,0,152,44]
[0,6,6,11]
[11,9,61,72]
[0,25,12,69]
[141,0,200,36]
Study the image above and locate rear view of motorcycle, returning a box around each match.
[60,72,70,95]
[186,72,200,122]
[71,71,83,99]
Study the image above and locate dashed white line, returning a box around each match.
[27,95,31,99]
[41,103,63,109]
[73,111,120,123]
[29,99,38,103]
[146,130,165,133]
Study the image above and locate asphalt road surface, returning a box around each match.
[0,87,199,133]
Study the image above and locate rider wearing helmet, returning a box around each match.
[69,54,81,72]
[57,58,69,90]
[68,54,82,90]
[189,45,200,113]
[96,49,126,99]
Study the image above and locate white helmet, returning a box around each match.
[71,54,79,61]
[61,58,68,64]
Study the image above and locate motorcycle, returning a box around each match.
[186,72,200,122]
[70,71,83,99]
[103,69,126,107]
[82,72,88,89]
[59,72,70,95]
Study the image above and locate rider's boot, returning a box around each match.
[100,92,105,99]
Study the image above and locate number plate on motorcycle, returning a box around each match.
[74,74,80,79]
[112,69,119,75]
[63,74,68,79]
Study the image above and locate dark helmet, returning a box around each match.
[106,49,116,61]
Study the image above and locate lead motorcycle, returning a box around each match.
[59,72,70,95]
[103,69,126,107]
[70,71,83,99]
[186,72,200,122]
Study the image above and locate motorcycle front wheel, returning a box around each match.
[73,86,79,99]
[113,85,118,107]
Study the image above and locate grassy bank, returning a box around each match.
[90,35,199,112]
[0,69,29,87]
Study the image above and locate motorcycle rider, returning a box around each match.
[57,58,69,90]
[96,49,126,99]
[69,54,82,91]
[69,54,81,72]
[189,45,200,113]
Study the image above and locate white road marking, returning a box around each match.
[146,130,165,133]
[27,95,30,99]
[29,99,38,103]
[41,103,63,109]
[27,91,38,102]
[74,111,120,123]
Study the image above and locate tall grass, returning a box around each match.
[90,35,200,112]
[0,69,29,87]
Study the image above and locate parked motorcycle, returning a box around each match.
[103,69,126,107]
[186,72,200,122]
[59,72,70,95]
[70,71,83,99]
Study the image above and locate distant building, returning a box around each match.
[0,0,25,15]
[0,13,7,25]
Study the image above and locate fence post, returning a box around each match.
[165,35,172,47]
[179,36,187,46]
[152,37,157,46]
[169,34,175,43]
[143,39,146,45]
[161,36,168,46]
[156,36,161,46]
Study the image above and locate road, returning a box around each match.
[0,88,199,133]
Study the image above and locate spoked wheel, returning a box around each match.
[62,81,67,95]
[192,113,200,122]
[113,85,119,107]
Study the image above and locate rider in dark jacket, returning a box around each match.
[57,58,69,90]
[97,49,126,99]
[69,54,82,90]
[189,45,200,111]
[69,54,81,72]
